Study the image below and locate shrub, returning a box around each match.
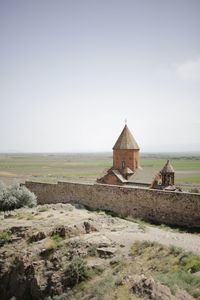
[130,240,155,256]
[64,256,89,287]
[180,255,200,273]
[51,234,64,244]
[0,182,37,211]
[169,245,182,256]
[0,231,12,246]
[87,244,98,256]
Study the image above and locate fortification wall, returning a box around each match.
[25,181,200,228]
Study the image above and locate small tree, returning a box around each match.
[0,181,37,212]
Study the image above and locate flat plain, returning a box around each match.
[0,152,200,191]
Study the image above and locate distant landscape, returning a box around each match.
[0,152,199,191]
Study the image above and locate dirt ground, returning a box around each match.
[1,204,200,300]
[1,204,200,256]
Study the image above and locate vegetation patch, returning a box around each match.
[156,271,200,297]
[51,233,65,244]
[189,188,200,193]
[176,176,200,184]
[0,154,199,189]
[0,231,12,246]
[37,205,48,212]
[64,256,90,287]
[86,274,116,300]
[130,241,200,298]
[0,181,37,211]
[180,254,200,273]
[87,243,98,256]
[39,238,58,257]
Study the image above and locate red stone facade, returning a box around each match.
[98,172,121,185]
[113,149,140,171]
[97,125,140,185]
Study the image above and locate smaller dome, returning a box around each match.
[160,160,175,174]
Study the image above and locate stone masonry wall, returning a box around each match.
[25,181,200,228]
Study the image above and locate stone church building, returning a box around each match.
[97,124,140,185]
[97,124,176,189]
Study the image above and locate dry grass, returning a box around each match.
[0,153,199,189]
[129,241,200,298]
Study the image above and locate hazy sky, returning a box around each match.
[0,0,200,152]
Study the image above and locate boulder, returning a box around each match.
[10,226,30,238]
[97,247,117,258]
[83,221,98,233]
[29,231,46,243]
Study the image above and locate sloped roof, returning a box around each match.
[112,169,128,183]
[160,160,175,174]
[113,125,140,150]
[122,167,134,175]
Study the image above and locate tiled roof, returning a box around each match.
[113,125,140,150]
[112,169,128,183]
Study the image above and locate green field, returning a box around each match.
[0,153,200,190]
[140,158,200,185]
[0,153,111,183]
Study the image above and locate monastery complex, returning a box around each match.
[98,124,177,191]
[24,123,200,228]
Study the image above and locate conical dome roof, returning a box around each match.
[160,160,174,174]
[113,125,140,150]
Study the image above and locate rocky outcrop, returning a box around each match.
[50,221,99,239]
[29,231,46,242]
[0,257,43,300]
[0,215,101,300]
[130,275,194,300]
[0,204,198,300]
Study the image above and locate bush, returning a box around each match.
[0,231,12,246]
[87,244,98,256]
[180,255,200,273]
[130,240,155,256]
[64,256,89,287]
[169,245,182,256]
[0,182,37,211]
[51,234,64,244]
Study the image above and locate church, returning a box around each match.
[97,124,140,185]
[97,124,176,190]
